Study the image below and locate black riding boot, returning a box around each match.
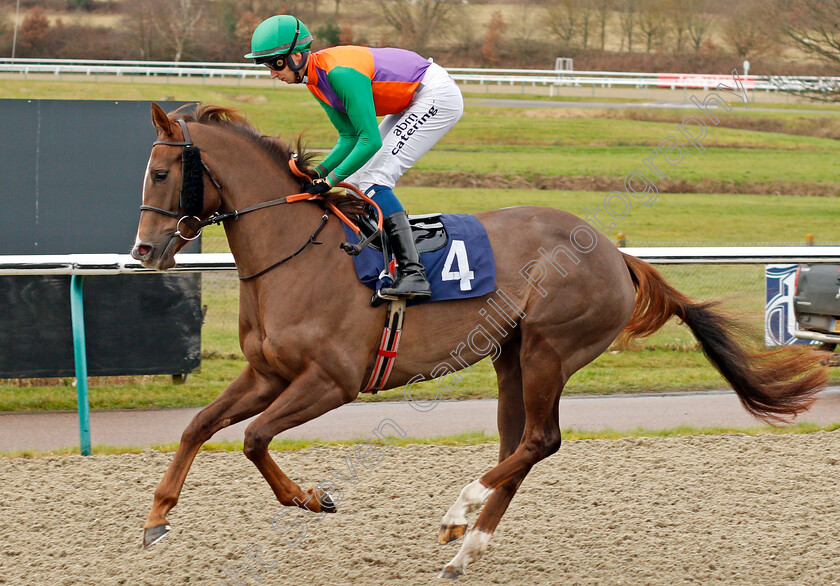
[379,211,432,300]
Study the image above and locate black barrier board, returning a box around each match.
[0,100,202,378]
[0,274,202,377]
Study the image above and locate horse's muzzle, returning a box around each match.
[131,243,152,261]
[131,238,177,270]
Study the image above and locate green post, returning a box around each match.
[70,274,92,456]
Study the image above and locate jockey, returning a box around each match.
[246,15,464,301]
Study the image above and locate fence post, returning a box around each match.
[69,274,92,456]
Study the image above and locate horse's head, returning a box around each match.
[131,102,365,273]
[131,103,223,270]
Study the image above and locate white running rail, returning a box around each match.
[0,247,838,276]
[1,58,837,92]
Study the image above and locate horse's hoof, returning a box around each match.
[438,524,466,544]
[143,524,171,549]
[438,565,462,580]
[320,492,337,514]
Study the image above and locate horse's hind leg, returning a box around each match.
[439,332,564,579]
[438,338,525,545]
[143,366,285,548]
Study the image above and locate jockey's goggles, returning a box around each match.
[261,57,287,71]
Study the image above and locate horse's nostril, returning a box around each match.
[136,245,151,258]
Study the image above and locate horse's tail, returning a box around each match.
[619,252,829,423]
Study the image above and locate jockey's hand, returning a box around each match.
[302,178,331,196]
[303,168,322,181]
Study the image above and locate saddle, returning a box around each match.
[352,206,449,255]
[339,209,497,393]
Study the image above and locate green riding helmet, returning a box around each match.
[244,15,313,61]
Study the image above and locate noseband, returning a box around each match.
[139,119,223,241]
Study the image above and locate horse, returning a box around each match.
[131,103,829,579]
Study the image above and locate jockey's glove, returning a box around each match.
[302,178,332,195]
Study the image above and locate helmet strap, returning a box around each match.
[285,18,307,84]
[288,51,310,83]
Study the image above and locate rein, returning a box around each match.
[140,118,386,281]
[237,211,329,281]
[232,171,386,280]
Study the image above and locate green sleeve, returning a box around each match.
[316,102,357,179]
[319,66,382,185]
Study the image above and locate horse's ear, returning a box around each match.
[151,102,174,137]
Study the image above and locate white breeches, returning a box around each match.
[345,62,464,194]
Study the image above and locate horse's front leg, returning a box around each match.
[242,361,356,514]
[143,366,286,547]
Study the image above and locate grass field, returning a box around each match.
[1,80,837,185]
[0,78,837,412]
[394,189,840,244]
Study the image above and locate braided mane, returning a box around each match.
[170,104,364,215]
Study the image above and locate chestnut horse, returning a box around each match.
[132,104,828,579]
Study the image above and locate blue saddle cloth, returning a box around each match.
[342,213,496,304]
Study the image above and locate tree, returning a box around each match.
[594,0,612,50]
[663,0,689,52]
[482,11,506,66]
[578,0,595,49]
[617,0,638,52]
[721,0,774,60]
[66,0,93,10]
[775,0,840,98]
[316,21,341,47]
[509,1,538,54]
[277,0,322,22]
[778,0,840,64]
[121,0,159,60]
[235,10,263,46]
[376,0,459,54]
[339,25,354,45]
[152,0,205,62]
[0,6,11,56]
[196,0,254,61]
[637,0,665,53]
[544,0,578,48]
[17,7,50,56]
[685,0,714,52]
[233,0,321,21]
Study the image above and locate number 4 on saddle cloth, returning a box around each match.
[343,211,496,393]
[342,212,497,306]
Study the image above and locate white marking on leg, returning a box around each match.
[441,479,494,527]
[442,530,492,577]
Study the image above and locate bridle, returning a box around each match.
[138,118,336,280]
[140,119,223,241]
[139,117,390,280]
[140,119,335,233]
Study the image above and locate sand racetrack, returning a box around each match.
[2,432,840,585]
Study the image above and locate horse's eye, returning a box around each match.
[153,170,168,182]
